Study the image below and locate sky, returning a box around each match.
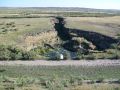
[0,0,120,10]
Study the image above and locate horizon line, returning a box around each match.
[0,6,120,10]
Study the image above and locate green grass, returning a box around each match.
[0,65,120,90]
[0,8,120,90]
[0,16,120,48]
[0,14,120,60]
[73,84,120,90]
[0,18,53,46]
[0,8,120,49]
[0,65,120,79]
[66,16,120,37]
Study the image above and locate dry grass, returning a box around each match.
[0,18,53,47]
[66,16,120,37]
[15,84,45,90]
[0,16,120,50]
[71,83,120,90]
[24,31,60,50]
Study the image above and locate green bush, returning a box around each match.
[96,77,105,83]
[31,46,52,55]
[69,76,83,86]
[84,54,95,60]
[46,51,60,60]
[15,77,35,87]
[0,45,36,60]
[106,49,120,59]
[0,45,11,60]
[107,54,120,59]
[22,51,36,60]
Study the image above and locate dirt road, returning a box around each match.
[0,60,120,66]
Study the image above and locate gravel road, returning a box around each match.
[0,60,120,66]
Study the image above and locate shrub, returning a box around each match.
[69,76,83,86]
[84,54,95,60]
[96,77,104,83]
[26,24,31,26]
[106,49,120,59]
[46,51,60,60]
[61,79,70,87]
[6,22,15,26]
[31,46,51,55]
[22,51,36,60]
[75,51,85,60]
[118,79,120,84]
[107,54,120,59]
[15,77,35,87]
[1,27,5,29]
[63,51,71,60]
[0,45,36,60]
[16,78,27,87]
[0,45,11,60]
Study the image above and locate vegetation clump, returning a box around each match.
[0,45,35,60]
[0,22,18,34]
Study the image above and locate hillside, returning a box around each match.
[0,7,120,90]
[0,7,120,60]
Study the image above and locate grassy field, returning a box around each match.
[66,16,120,37]
[0,8,120,60]
[72,84,120,90]
[0,16,120,48]
[0,7,120,90]
[0,18,52,45]
[0,65,120,79]
[0,65,120,90]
